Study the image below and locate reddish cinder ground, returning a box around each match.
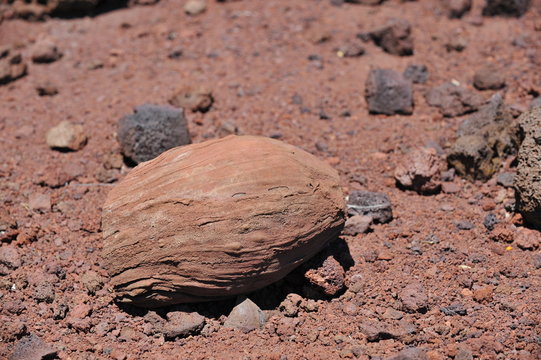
[1,0,540,359]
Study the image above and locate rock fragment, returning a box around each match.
[403,64,428,84]
[169,86,213,112]
[163,311,205,339]
[385,347,428,360]
[473,65,506,90]
[101,136,346,307]
[482,0,531,17]
[0,245,21,274]
[224,297,266,332]
[279,294,303,317]
[117,104,191,165]
[400,283,428,313]
[368,18,414,56]
[303,255,345,296]
[514,228,539,250]
[46,121,87,151]
[447,93,520,180]
[347,190,393,223]
[394,147,442,194]
[9,334,56,360]
[0,208,18,242]
[184,0,206,15]
[440,303,467,316]
[342,215,372,236]
[30,38,62,64]
[28,193,51,213]
[81,271,104,294]
[442,0,472,18]
[0,47,27,85]
[425,82,484,117]
[514,107,541,229]
[365,68,413,115]
[36,81,58,96]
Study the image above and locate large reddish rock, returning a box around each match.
[102,135,345,307]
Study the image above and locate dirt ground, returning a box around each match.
[1,0,540,359]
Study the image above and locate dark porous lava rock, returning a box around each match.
[369,18,414,56]
[347,190,393,223]
[482,0,531,17]
[403,64,428,84]
[117,104,191,165]
[425,82,484,117]
[514,107,541,229]
[447,93,520,180]
[101,135,346,307]
[365,68,413,115]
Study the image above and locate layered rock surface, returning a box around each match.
[101,135,345,307]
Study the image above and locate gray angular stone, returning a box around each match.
[365,68,413,115]
[224,297,266,332]
[425,82,484,117]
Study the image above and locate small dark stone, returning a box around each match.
[369,18,414,56]
[319,110,331,120]
[441,303,467,316]
[117,104,191,165]
[497,172,515,187]
[403,64,428,84]
[365,68,413,115]
[168,47,183,59]
[456,220,474,230]
[483,213,499,231]
[347,190,393,223]
[482,0,531,17]
[443,0,472,18]
[308,54,322,61]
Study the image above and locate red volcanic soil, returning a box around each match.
[1,0,540,359]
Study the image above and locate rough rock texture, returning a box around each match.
[224,297,267,332]
[46,121,87,151]
[442,0,472,18]
[482,0,531,17]
[403,64,428,84]
[342,215,372,236]
[400,283,428,313]
[0,47,27,86]
[473,65,506,90]
[303,254,345,296]
[394,147,443,194]
[9,334,56,360]
[369,18,414,56]
[101,135,346,307]
[347,190,393,223]
[169,86,213,113]
[385,347,428,360]
[425,82,485,117]
[365,68,413,115]
[30,38,62,64]
[447,93,520,180]
[117,104,191,164]
[514,107,541,229]
[163,311,205,339]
